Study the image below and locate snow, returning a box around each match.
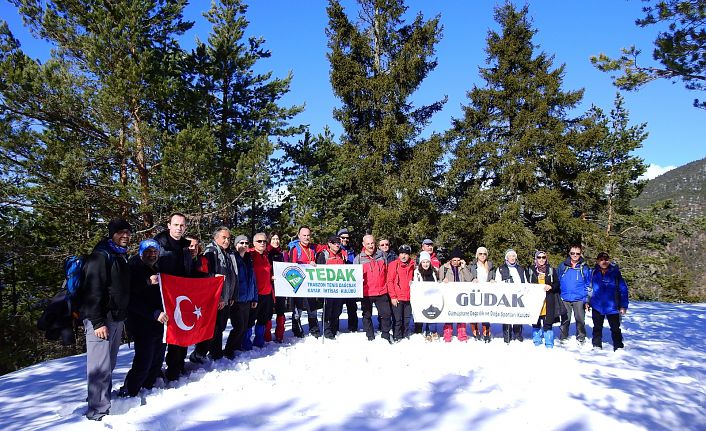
[1,301,704,431]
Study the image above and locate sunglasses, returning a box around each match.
[569,252,581,256]
[254,240,266,243]
[340,236,350,240]
[379,243,390,247]
[537,256,547,259]
[238,241,249,245]
[478,252,487,255]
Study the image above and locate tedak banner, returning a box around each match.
[159,273,224,347]
[410,282,546,324]
[273,262,363,298]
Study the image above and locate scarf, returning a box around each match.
[107,239,128,255]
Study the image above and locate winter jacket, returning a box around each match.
[468,260,495,282]
[234,252,258,303]
[126,255,164,337]
[494,263,527,283]
[341,243,357,264]
[439,262,474,283]
[386,258,415,301]
[526,264,566,324]
[381,250,398,265]
[557,257,591,302]
[289,239,318,264]
[353,250,388,296]
[414,267,438,283]
[154,231,194,277]
[589,263,629,315]
[315,247,348,265]
[203,241,238,303]
[250,249,273,295]
[80,238,130,329]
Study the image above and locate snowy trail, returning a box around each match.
[1,301,704,430]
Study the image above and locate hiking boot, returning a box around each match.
[431,333,440,341]
[425,334,432,342]
[484,334,491,343]
[189,351,207,364]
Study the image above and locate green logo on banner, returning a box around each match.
[284,266,306,293]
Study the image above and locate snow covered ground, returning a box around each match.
[1,301,704,431]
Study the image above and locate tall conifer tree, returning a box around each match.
[326,0,446,244]
[442,2,585,261]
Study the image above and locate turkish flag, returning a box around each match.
[159,273,223,347]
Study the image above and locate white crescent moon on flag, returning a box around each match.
[174,295,194,331]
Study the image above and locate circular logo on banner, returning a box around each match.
[283,266,306,293]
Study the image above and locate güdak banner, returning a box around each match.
[273,262,363,298]
[411,282,546,324]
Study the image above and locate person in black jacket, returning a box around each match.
[119,239,167,397]
[493,249,526,344]
[154,213,196,381]
[526,251,564,348]
[81,219,131,421]
[191,227,237,361]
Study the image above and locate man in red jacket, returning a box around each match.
[353,234,391,342]
[249,232,274,347]
[387,244,415,342]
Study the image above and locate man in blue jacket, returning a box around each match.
[589,252,629,351]
[557,244,591,345]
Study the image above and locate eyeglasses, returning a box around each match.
[254,240,266,243]
[478,252,487,255]
[569,252,581,256]
[379,243,390,247]
[238,241,249,245]
[537,256,547,260]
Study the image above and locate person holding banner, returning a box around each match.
[120,239,167,398]
[413,251,439,341]
[337,228,359,332]
[267,233,289,342]
[469,247,495,342]
[316,235,349,339]
[354,234,392,343]
[494,249,527,343]
[439,248,473,342]
[190,227,237,361]
[526,251,563,348]
[154,213,198,382]
[387,244,415,342]
[288,226,321,338]
[223,235,258,358]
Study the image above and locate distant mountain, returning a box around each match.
[634,157,706,218]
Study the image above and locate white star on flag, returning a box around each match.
[193,306,202,319]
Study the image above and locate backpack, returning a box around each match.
[37,251,111,345]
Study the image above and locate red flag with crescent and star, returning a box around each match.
[159,273,224,347]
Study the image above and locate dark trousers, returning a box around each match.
[224,302,252,355]
[123,324,166,396]
[392,301,412,340]
[254,293,274,326]
[344,299,358,331]
[194,305,231,359]
[362,295,391,340]
[164,344,187,381]
[592,310,624,350]
[324,298,344,338]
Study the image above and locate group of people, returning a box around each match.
[79,215,629,421]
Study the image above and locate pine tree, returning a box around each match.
[187,0,303,234]
[442,2,585,262]
[325,0,446,245]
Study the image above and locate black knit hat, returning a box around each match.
[108,218,132,237]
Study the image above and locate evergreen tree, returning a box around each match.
[591,0,706,109]
[442,2,585,262]
[325,0,446,245]
[188,0,303,234]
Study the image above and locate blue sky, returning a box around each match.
[1,0,703,176]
